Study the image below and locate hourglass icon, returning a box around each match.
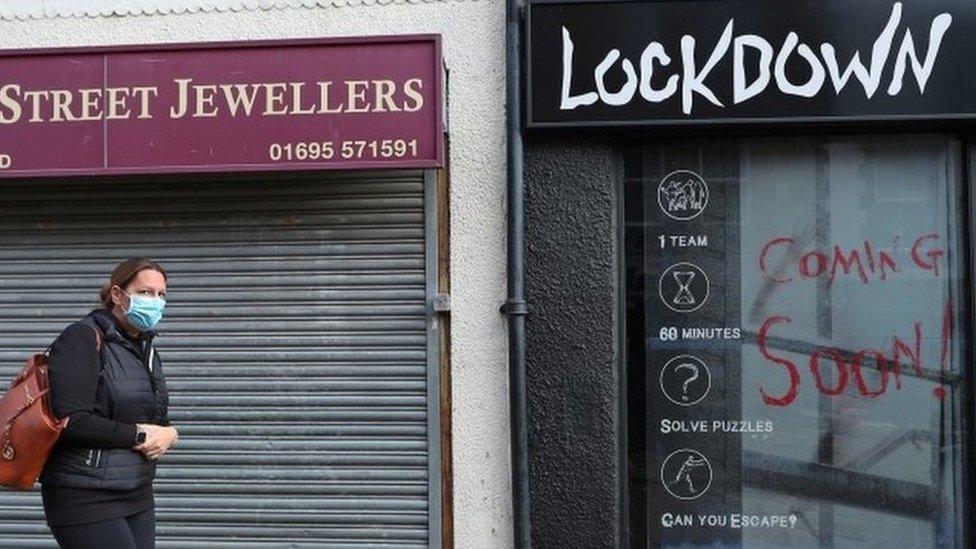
[659,262,709,313]
[672,271,696,305]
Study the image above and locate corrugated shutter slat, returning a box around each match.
[0,172,431,547]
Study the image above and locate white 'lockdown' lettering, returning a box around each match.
[558,2,953,114]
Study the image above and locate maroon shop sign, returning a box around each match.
[0,35,443,177]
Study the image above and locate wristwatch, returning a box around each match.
[135,428,147,444]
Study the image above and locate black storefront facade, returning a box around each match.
[522,1,974,547]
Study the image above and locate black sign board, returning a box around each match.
[526,0,976,127]
[641,145,743,546]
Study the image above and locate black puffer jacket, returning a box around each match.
[40,308,169,491]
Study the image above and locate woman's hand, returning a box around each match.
[133,424,179,461]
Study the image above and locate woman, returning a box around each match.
[39,258,179,549]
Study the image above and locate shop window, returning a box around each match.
[623,135,969,547]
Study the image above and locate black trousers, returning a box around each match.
[49,506,155,549]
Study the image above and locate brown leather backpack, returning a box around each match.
[0,326,102,490]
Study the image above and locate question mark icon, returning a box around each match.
[675,363,699,401]
[660,355,711,406]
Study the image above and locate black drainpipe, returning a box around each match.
[502,0,531,547]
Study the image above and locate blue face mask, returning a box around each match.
[124,292,166,332]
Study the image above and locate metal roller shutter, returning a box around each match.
[0,171,439,548]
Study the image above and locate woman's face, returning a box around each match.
[111,269,167,325]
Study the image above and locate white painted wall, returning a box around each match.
[0,3,512,547]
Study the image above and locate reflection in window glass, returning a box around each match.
[624,135,968,548]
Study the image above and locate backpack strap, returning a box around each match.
[45,320,105,356]
[91,325,103,354]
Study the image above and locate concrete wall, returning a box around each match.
[0,3,511,547]
[524,136,622,548]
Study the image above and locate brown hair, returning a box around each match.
[99,258,168,309]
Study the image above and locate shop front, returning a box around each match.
[525,1,973,547]
[0,37,447,547]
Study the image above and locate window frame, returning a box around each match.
[619,131,976,549]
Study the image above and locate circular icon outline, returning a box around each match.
[658,261,710,313]
[657,169,709,221]
[660,448,713,501]
[660,355,712,406]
